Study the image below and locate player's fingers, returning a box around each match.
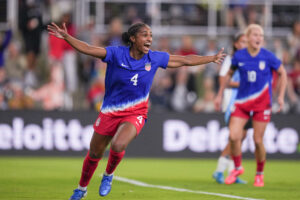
[277,103,283,113]
[47,26,57,32]
[48,31,57,36]
[277,107,281,113]
[218,47,224,54]
[63,22,67,32]
[51,22,60,30]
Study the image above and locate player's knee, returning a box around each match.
[229,134,241,142]
[111,141,127,152]
[88,150,103,159]
[89,145,105,158]
[254,139,264,147]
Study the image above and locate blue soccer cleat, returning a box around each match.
[99,174,113,196]
[213,172,224,184]
[235,177,247,184]
[69,189,87,200]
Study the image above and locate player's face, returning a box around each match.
[234,35,247,50]
[247,28,264,50]
[133,26,152,54]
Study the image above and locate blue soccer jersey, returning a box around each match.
[231,48,281,111]
[101,46,170,117]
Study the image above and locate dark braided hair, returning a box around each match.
[232,32,245,53]
[122,22,148,46]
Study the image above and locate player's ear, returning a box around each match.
[130,35,135,43]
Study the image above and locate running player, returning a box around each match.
[214,24,287,187]
[48,22,226,200]
[213,33,248,184]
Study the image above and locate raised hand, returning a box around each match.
[214,48,226,64]
[47,22,68,39]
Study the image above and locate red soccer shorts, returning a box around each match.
[93,112,146,136]
[231,103,271,122]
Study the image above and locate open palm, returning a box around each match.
[47,22,68,39]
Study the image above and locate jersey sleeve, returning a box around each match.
[155,51,170,69]
[219,55,231,76]
[268,51,281,71]
[230,52,238,71]
[102,46,117,63]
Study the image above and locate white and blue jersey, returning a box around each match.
[231,48,281,111]
[219,55,239,124]
[101,46,170,117]
[224,71,239,124]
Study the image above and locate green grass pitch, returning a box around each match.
[0,157,299,200]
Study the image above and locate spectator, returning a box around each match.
[124,6,142,25]
[225,0,247,30]
[171,35,199,111]
[287,20,300,59]
[77,17,101,87]
[287,59,300,113]
[0,29,12,68]
[5,40,27,82]
[105,17,124,46]
[7,80,34,110]
[0,67,9,109]
[0,29,12,110]
[29,62,64,110]
[87,75,105,111]
[194,39,218,113]
[150,37,173,110]
[19,0,44,88]
[61,12,78,110]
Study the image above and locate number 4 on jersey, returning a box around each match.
[131,73,138,86]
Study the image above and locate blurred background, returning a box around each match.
[0,0,299,158]
[0,0,299,113]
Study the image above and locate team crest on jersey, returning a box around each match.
[145,63,151,71]
[259,61,266,70]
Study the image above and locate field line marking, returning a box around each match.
[114,176,264,200]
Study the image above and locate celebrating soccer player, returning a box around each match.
[48,22,225,199]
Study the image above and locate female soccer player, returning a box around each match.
[48,22,225,200]
[215,24,287,187]
[213,32,248,184]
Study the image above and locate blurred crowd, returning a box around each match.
[0,0,300,114]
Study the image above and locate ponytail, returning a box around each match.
[121,32,131,45]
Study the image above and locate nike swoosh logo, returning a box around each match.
[121,63,129,68]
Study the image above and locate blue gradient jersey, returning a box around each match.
[101,46,170,117]
[231,48,281,111]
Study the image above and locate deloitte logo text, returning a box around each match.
[163,120,299,154]
[0,118,93,151]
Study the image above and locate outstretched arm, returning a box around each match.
[276,64,287,113]
[167,48,226,68]
[47,22,106,59]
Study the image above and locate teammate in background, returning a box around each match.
[213,33,248,184]
[214,24,287,187]
[48,22,225,200]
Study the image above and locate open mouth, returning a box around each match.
[144,43,151,50]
